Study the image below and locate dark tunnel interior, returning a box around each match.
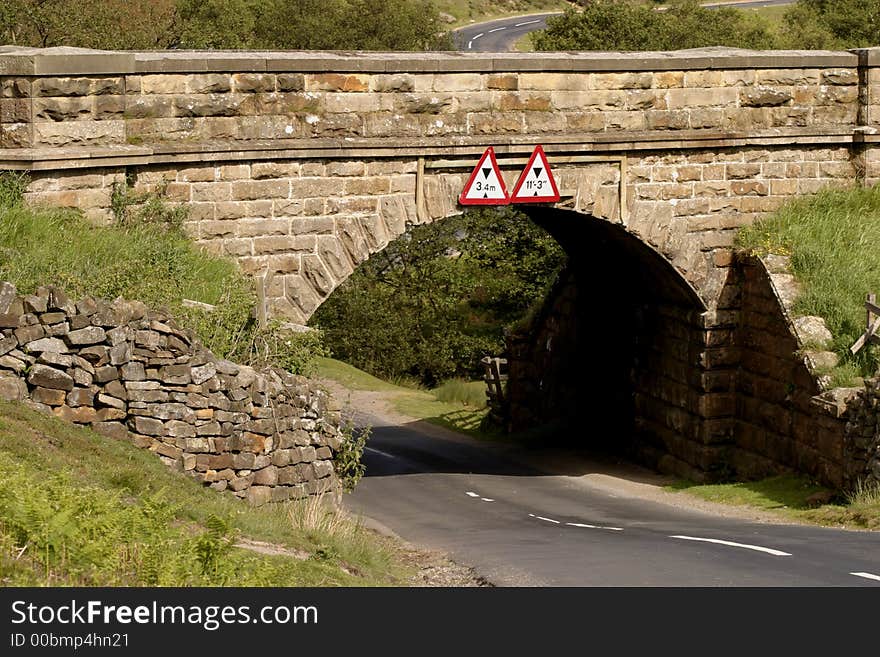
[510,207,708,456]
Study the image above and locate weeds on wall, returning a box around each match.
[334,422,370,493]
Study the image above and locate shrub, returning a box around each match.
[334,423,370,493]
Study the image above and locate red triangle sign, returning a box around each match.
[510,145,560,204]
[459,147,510,206]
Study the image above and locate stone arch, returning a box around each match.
[288,155,719,323]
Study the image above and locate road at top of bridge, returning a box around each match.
[452,0,794,52]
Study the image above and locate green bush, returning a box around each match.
[534,0,778,51]
[1,0,453,51]
[334,423,370,493]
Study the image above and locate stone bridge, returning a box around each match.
[4,45,880,487]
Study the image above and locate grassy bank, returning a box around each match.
[0,400,413,586]
[315,358,491,438]
[737,186,880,385]
[0,175,324,375]
[670,475,880,530]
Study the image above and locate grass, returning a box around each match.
[393,393,489,438]
[0,176,325,375]
[669,474,880,530]
[0,399,414,586]
[315,357,403,392]
[432,379,488,407]
[0,203,241,314]
[317,358,491,438]
[737,186,880,384]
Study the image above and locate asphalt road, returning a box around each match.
[345,416,880,586]
[452,1,794,52]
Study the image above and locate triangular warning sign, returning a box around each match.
[510,145,560,204]
[459,147,510,206]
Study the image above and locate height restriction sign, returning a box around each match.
[459,146,510,205]
[510,145,560,203]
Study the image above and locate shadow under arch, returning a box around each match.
[505,207,710,464]
[522,207,706,312]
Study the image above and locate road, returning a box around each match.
[345,414,880,586]
[452,1,794,52]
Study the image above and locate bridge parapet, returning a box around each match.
[0,46,868,152]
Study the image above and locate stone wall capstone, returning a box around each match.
[0,280,342,505]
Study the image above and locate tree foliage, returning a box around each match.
[534,0,778,52]
[533,0,880,52]
[310,208,565,386]
[0,0,453,51]
[780,0,880,49]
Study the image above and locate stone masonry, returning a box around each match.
[0,281,343,505]
[2,47,880,322]
[4,46,880,488]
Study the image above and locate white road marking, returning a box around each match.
[529,513,561,524]
[670,535,791,557]
[488,27,507,33]
[465,491,480,498]
[481,498,495,502]
[364,446,401,460]
[566,522,624,532]
[514,19,540,27]
[851,571,880,582]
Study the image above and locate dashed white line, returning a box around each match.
[467,34,484,49]
[566,522,624,532]
[364,446,401,460]
[488,27,507,33]
[670,535,791,557]
[851,571,880,582]
[481,498,495,503]
[514,19,540,27]
[465,491,480,498]
[528,513,561,524]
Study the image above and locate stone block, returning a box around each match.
[95,407,126,422]
[54,405,97,424]
[132,416,164,436]
[25,337,68,354]
[94,365,118,382]
[166,420,196,438]
[67,387,95,407]
[313,460,334,478]
[247,486,272,506]
[65,326,106,345]
[92,421,128,441]
[32,386,67,406]
[27,364,74,391]
[14,324,46,344]
[253,465,278,486]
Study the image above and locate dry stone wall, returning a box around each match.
[0,281,342,505]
